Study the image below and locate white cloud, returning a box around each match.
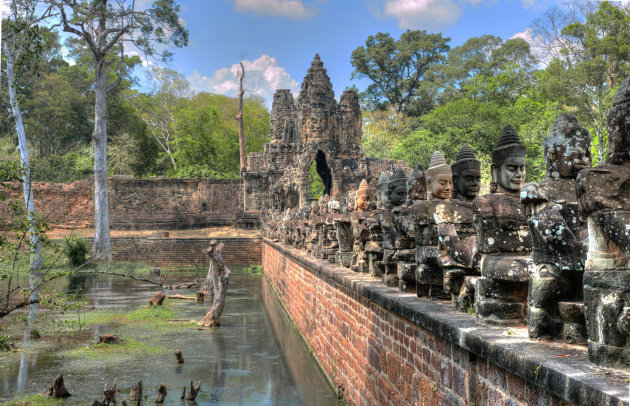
[510,27,554,67]
[188,55,300,105]
[231,0,319,19]
[520,0,537,9]
[377,0,537,31]
[380,0,463,30]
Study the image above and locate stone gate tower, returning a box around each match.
[243,54,408,212]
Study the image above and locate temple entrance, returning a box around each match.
[308,150,333,201]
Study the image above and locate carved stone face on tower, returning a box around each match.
[452,144,481,201]
[492,125,527,194]
[544,114,591,179]
[426,151,453,200]
[388,169,408,207]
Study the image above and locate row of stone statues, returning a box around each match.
[262,77,630,368]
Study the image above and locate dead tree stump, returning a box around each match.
[186,381,202,401]
[102,383,116,405]
[198,240,231,327]
[97,334,122,344]
[149,291,165,306]
[174,349,184,363]
[130,380,142,401]
[155,383,167,403]
[42,372,71,398]
[180,386,186,399]
[196,291,204,302]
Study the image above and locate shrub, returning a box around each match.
[65,235,88,267]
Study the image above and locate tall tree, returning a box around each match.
[134,66,193,172]
[533,0,630,163]
[350,30,450,113]
[237,62,246,172]
[2,0,56,330]
[52,0,188,261]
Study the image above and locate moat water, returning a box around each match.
[0,272,340,405]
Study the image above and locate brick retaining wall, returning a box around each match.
[263,240,628,406]
[0,177,258,230]
[97,237,262,268]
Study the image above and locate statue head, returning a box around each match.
[376,172,390,209]
[388,169,408,207]
[491,125,527,194]
[426,151,452,200]
[607,75,630,163]
[406,165,427,203]
[544,114,591,179]
[451,144,481,201]
[355,179,369,212]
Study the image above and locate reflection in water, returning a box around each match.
[0,274,339,405]
[262,277,339,406]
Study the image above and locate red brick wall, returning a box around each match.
[263,242,572,406]
[0,177,256,230]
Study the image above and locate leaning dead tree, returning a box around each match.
[198,240,231,327]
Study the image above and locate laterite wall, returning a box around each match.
[262,240,627,406]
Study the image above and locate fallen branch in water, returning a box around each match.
[167,294,196,300]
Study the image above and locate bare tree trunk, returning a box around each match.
[3,42,44,332]
[198,241,231,327]
[92,59,112,261]
[237,62,246,172]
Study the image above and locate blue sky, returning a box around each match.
[157,0,557,104]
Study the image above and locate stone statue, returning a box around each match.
[452,144,481,201]
[355,179,369,212]
[520,114,590,343]
[473,125,532,326]
[491,125,526,194]
[413,151,452,299]
[378,169,410,288]
[576,76,630,367]
[387,169,408,207]
[376,172,390,209]
[438,145,481,311]
[406,165,427,204]
[426,151,453,200]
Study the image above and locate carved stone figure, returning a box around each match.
[388,169,408,207]
[414,151,452,299]
[379,169,409,288]
[491,125,526,194]
[406,165,427,204]
[577,76,630,367]
[426,151,453,200]
[438,145,481,311]
[474,125,532,326]
[521,114,590,343]
[452,144,481,201]
[355,179,369,212]
[376,172,390,209]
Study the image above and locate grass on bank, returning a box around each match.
[0,394,63,406]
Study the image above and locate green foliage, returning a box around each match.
[0,335,15,352]
[308,160,325,200]
[64,235,87,267]
[351,30,450,113]
[172,93,270,178]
